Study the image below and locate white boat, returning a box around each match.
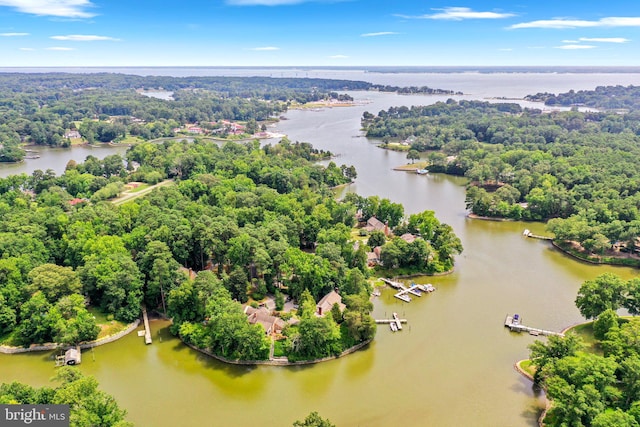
[415,169,428,175]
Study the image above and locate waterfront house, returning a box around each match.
[178,266,197,281]
[244,306,285,336]
[366,251,379,266]
[364,216,389,236]
[400,233,417,243]
[64,130,81,139]
[316,290,346,317]
[69,198,88,206]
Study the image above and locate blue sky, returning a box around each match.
[1,0,639,66]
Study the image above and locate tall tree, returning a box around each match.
[575,273,626,319]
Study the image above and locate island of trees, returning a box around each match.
[361,89,640,266]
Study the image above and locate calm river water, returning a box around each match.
[2,70,640,426]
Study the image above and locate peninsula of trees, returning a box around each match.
[0,72,462,362]
[526,85,640,111]
[361,93,640,264]
[0,130,460,361]
[528,273,640,426]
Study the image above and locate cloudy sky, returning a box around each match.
[1,0,639,66]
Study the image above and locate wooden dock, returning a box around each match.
[504,314,563,337]
[379,278,436,303]
[376,312,406,332]
[380,278,404,289]
[523,229,553,241]
[142,306,152,345]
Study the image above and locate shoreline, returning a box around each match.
[466,213,516,222]
[0,319,140,354]
[551,240,640,268]
[467,212,640,268]
[330,181,354,191]
[384,268,454,279]
[183,339,372,366]
[514,321,593,426]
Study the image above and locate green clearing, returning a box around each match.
[518,359,536,378]
[127,183,151,193]
[88,306,128,340]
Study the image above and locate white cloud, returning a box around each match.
[562,39,578,43]
[602,17,640,26]
[50,34,119,41]
[579,37,630,43]
[19,47,35,51]
[397,7,514,20]
[361,31,399,37]
[46,46,75,50]
[1,32,29,36]
[249,46,280,51]
[0,0,95,18]
[555,44,596,50]
[511,17,640,29]
[329,55,348,58]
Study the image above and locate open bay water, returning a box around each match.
[1,68,640,426]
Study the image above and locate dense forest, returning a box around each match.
[528,273,640,427]
[526,85,640,111]
[0,133,460,361]
[0,72,457,97]
[361,96,640,260]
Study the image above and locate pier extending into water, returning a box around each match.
[379,278,436,303]
[142,306,152,345]
[504,314,564,337]
[523,229,553,241]
[375,312,406,332]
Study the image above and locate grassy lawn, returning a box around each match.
[518,359,536,378]
[111,179,174,206]
[566,322,603,355]
[127,183,151,193]
[350,228,369,243]
[394,161,428,171]
[381,142,411,151]
[116,135,145,144]
[87,307,128,340]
